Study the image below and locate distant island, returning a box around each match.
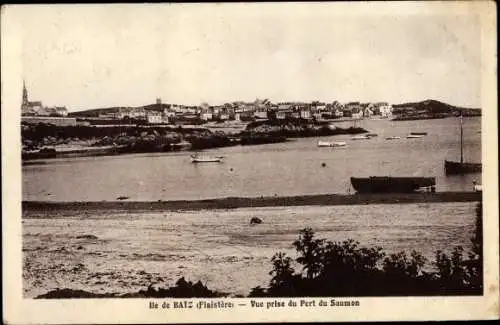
[391,99,481,120]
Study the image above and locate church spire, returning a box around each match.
[22,79,28,104]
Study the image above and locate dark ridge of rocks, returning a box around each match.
[34,277,226,299]
[35,288,115,299]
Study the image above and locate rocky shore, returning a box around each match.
[23,192,481,212]
[244,118,367,138]
[21,119,368,160]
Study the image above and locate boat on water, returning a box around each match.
[385,136,401,140]
[317,140,347,148]
[171,141,192,151]
[350,176,436,193]
[410,132,428,136]
[351,135,370,140]
[190,154,224,163]
[406,135,424,139]
[445,160,481,174]
[445,114,481,175]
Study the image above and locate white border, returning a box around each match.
[2,2,498,323]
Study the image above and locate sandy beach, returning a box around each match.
[23,201,480,298]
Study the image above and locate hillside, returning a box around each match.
[69,107,121,117]
[392,99,481,116]
[68,103,169,117]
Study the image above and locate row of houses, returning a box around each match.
[20,81,392,124]
[96,98,393,124]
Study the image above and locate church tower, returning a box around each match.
[22,80,29,109]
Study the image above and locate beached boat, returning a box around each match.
[190,154,224,163]
[317,140,347,148]
[406,135,424,139]
[350,176,436,193]
[444,115,481,175]
[410,132,428,136]
[351,135,370,140]
[385,136,401,140]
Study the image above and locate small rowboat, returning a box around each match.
[317,141,347,148]
[191,154,224,163]
[351,135,370,140]
[406,135,424,139]
[385,136,401,140]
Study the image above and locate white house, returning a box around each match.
[200,111,213,121]
[333,108,344,117]
[117,107,146,119]
[379,103,393,117]
[54,107,68,116]
[300,110,311,119]
[316,104,327,112]
[147,111,163,124]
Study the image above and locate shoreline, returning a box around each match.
[23,191,482,212]
[21,121,368,161]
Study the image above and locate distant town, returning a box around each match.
[20,81,480,128]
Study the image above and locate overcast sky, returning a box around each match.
[13,3,482,111]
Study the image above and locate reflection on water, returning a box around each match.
[23,202,477,297]
[22,117,481,201]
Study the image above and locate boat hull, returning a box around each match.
[444,160,481,175]
[191,158,222,163]
[351,135,369,140]
[191,154,223,163]
[318,141,347,147]
[350,176,436,193]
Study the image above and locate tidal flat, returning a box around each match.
[23,202,477,298]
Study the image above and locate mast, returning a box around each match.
[460,112,463,164]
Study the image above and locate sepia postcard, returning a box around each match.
[2,2,499,324]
